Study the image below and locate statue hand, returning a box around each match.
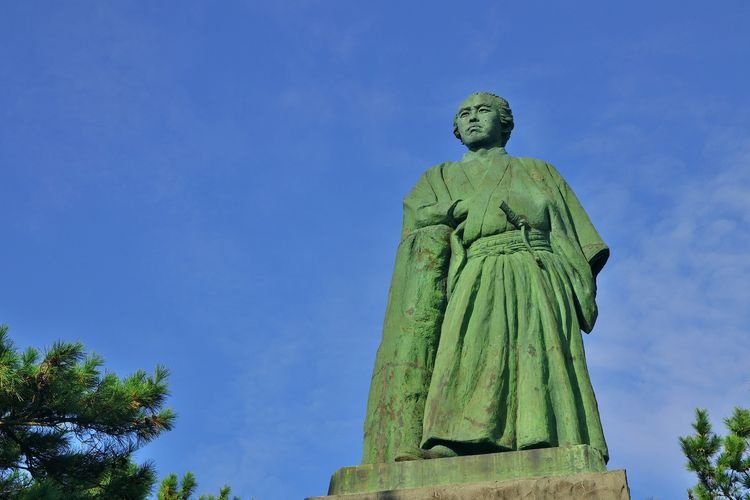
[453,200,469,222]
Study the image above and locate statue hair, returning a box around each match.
[453,92,514,147]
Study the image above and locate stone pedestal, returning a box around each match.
[307,446,630,500]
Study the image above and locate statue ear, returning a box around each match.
[501,125,512,146]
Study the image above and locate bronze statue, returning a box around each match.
[362,92,609,464]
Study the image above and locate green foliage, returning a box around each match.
[197,485,236,500]
[158,472,238,500]
[0,325,175,499]
[158,472,197,500]
[680,407,750,500]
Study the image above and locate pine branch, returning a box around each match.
[682,406,750,500]
[0,326,173,498]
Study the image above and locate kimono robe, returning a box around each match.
[362,147,609,464]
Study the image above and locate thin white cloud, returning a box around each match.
[589,131,750,494]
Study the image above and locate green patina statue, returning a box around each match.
[362,92,610,465]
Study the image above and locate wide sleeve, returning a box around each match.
[544,162,609,333]
[556,173,610,279]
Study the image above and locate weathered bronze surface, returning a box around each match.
[362,93,610,465]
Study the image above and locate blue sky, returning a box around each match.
[2,1,749,498]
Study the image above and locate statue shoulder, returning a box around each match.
[417,161,456,183]
[425,160,457,173]
[512,155,550,170]
[513,156,565,185]
[404,161,454,199]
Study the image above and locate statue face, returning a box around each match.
[455,94,505,150]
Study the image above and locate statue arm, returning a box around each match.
[362,165,455,464]
[545,163,609,278]
[402,166,461,238]
[541,161,608,333]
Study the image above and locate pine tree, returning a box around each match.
[158,472,197,500]
[680,406,750,500]
[158,472,238,500]
[0,325,175,499]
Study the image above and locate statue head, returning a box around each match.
[453,92,514,150]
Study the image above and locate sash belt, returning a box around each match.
[467,230,551,260]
